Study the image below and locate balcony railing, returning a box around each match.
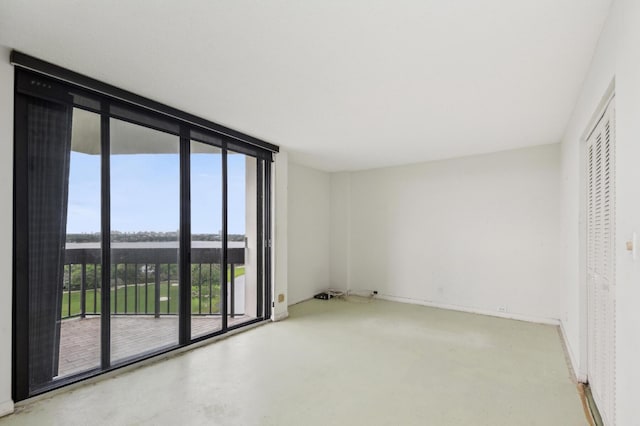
[61,241,246,319]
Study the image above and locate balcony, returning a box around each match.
[58,240,253,377]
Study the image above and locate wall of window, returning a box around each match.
[12,53,276,401]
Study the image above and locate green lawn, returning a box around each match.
[62,266,245,318]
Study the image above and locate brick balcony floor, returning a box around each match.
[57,314,253,377]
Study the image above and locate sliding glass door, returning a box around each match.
[60,107,103,378]
[190,138,224,338]
[109,118,181,363]
[226,150,259,328]
[13,63,275,401]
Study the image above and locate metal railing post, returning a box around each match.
[93,264,98,314]
[123,263,128,314]
[67,264,72,318]
[144,264,149,314]
[80,263,87,318]
[209,263,213,314]
[154,263,161,318]
[198,263,202,315]
[166,264,171,314]
[134,263,138,314]
[113,264,118,314]
[230,264,235,317]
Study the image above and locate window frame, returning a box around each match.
[12,52,276,401]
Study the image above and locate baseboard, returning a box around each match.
[559,320,587,383]
[272,311,289,322]
[288,287,350,307]
[0,399,14,418]
[376,294,560,326]
[288,296,314,306]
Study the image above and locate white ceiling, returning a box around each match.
[0,0,611,171]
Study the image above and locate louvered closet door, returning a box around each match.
[586,98,616,426]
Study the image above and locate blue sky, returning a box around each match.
[66,151,247,235]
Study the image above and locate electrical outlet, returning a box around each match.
[278,294,285,303]
[497,306,507,313]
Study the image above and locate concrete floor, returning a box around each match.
[2,299,587,425]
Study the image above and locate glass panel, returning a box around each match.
[227,151,258,327]
[58,107,102,378]
[110,118,180,363]
[190,141,223,338]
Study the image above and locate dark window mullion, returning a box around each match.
[256,160,264,318]
[264,160,272,320]
[179,128,191,344]
[100,105,111,370]
[221,145,228,330]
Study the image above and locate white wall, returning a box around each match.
[334,144,562,323]
[560,1,640,423]
[287,162,331,305]
[329,172,350,292]
[0,46,14,416]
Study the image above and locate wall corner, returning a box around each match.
[272,150,288,321]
